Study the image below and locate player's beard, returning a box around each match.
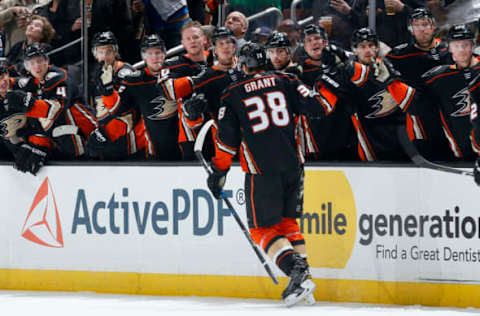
[218,56,234,68]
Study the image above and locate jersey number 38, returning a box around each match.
[243,91,290,133]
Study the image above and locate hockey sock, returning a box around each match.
[274,247,297,276]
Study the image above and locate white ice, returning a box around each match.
[0,290,478,316]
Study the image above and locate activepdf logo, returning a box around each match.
[21,177,64,248]
[300,170,356,268]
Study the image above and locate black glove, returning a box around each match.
[87,126,112,157]
[6,90,36,112]
[182,93,207,121]
[321,44,349,68]
[207,162,229,199]
[474,158,480,186]
[14,143,47,175]
[371,59,401,86]
[95,62,114,96]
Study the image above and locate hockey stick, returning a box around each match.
[194,119,279,285]
[397,126,473,176]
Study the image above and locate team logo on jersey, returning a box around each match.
[21,177,64,248]
[147,96,177,120]
[451,88,471,117]
[301,170,356,268]
[0,113,27,138]
[365,90,398,118]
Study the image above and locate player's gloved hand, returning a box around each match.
[14,143,47,175]
[6,90,36,112]
[86,126,112,157]
[182,93,207,121]
[96,62,114,96]
[207,162,229,199]
[372,59,401,85]
[321,44,348,68]
[474,158,480,186]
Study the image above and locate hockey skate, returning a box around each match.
[282,256,316,307]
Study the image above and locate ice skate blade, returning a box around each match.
[283,279,316,307]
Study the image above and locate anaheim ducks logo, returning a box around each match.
[0,113,27,138]
[451,88,471,117]
[365,90,398,118]
[147,96,177,120]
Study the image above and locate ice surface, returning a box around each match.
[0,290,478,316]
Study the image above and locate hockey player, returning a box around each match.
[164,21,213,160]
[265,31,300,74]
[403,24,480,161]
[180,27,243,159]
[99,34,191,160]
[345,28,412,161]
[90,31,147,159]
[6,43,97,160]
[0,59,51,175]
[206,42,334,307]
[386,7,453,161]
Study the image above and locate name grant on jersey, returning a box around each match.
[244,77,276,93]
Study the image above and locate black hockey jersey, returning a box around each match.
[404,63,480,161]
[213,72,329,174]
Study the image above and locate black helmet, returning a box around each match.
[212,27,236,45]
[24,43,49,60]
[266,31,291,49]
[93,31,118,48]
[239,41,267,69]
[352,28,378,48]
[304,24,328,40]
[448,24,474,42]
[141,34,166,52]
[408,7,434,25]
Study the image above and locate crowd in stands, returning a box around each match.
[0,0,479,175]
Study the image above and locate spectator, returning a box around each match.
[228,0,281,35]
[7,15,55,76]
[143,0,191,49]
[354,0,425,48]
[251,26,273,44]
[225,11,248,53]
[312,0,367,49]
[0,0,49,55]
[277,19,304,62]
[35,0,136,65]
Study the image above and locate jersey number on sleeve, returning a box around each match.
[243,91,290,133]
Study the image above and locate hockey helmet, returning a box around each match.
[448,24,474,42]
[212,27,236,45]
[304,23,328,41]
[239,41,267,69]
[351,28,378,48]
[266,31,291,49]
[93,31,118,48]
[141,34,166,52]
[408,7,434,25]
[24,42,49,60]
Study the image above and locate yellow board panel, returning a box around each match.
[0,269,478,308]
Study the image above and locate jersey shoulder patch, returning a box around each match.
[117,66,140,79]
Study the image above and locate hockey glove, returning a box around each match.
[207,162,229,199]
[182,93,207,121]
[86,126,112,157]
[14,143,47,175]
[372,59,401,86]
[321,44,349,68]
[474,158,480,186]
[6,90,36,112]
[96,62,115,96]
